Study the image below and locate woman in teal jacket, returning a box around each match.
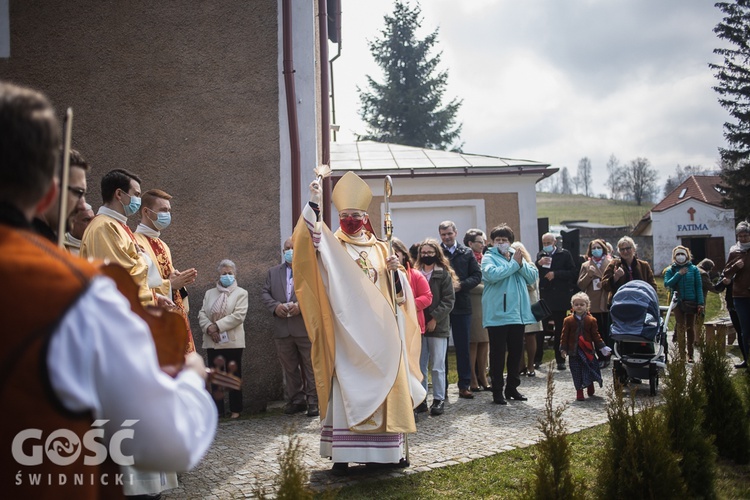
[664,245,704,362]
[481,224,538,405]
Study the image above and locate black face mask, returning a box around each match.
[421,255,437,266]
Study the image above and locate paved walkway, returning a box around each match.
[164,361,646,499]
[164,338,743,499]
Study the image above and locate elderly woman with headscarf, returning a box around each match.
[199,259,249,418]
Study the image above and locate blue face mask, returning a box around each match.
[148,210,171,230]
[219,274,235,287]
[283,249,293,264]
[121,192,141,217]
[591,248,603,258]
[543,245,555,254]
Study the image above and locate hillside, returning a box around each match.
[536,193,653,228]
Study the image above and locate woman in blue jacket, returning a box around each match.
[482,225,538,405]
[664,245,703,362]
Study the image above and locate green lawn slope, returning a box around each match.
[536,192,654,228]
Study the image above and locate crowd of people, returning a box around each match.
[4,80,749,495]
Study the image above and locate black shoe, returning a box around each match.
[735,361,748,369]
[505,390,528,401]
[470,386,481,392]
[430,399,445,416]
[519,368,527,375]
[416,399,428,413]
[284,402,307,414]
[493,395,508,405]
[306,404,319,417]
[534,363,541,370]
[629,377,642,384]
[557,363,567,371]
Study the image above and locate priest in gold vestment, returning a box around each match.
[293,171,425,474]
[134,189,197,354]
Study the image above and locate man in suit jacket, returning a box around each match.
[439,221,482,399]
[261,237,318,417]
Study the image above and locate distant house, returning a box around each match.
[633,175,734,273]
[330,141,557,254]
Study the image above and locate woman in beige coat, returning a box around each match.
[199,259,249,418]
[577,239,613,367]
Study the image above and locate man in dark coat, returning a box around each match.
[535,232,578,370]
[439,221,482,398]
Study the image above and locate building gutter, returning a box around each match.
[318,0,332,227]
[282,0,301,224]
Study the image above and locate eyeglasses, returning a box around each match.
[618,246,633,252]
[67,186,86,200]
[339,212,365,220]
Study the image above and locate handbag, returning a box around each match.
[679,300,699,314]
[531,299,552,322]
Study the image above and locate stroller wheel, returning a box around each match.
[648,364,659,396]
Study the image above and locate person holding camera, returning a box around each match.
[722,221,750,372]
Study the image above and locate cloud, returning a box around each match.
[333,0,731,194]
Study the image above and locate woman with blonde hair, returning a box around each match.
[415,238,457,415]
[602,236,657,305]
[512,241,542,377]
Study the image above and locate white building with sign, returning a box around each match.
[634,175,735,274]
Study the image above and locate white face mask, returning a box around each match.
[675,254,687,264]
[496,242,510,253]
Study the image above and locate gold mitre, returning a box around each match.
[332,171,372,212]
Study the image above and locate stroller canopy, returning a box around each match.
[610,280,661,341]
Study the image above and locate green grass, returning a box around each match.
[326,278,746,499]
[327,376,750,500]
[536,192,653,227]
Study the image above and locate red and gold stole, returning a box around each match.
[142,235,196,354]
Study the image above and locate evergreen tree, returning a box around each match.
[700,337,750,464]
[529,369,584,499]
[358,1,463,150]
[662,356,717,498]
[711,0,750,220]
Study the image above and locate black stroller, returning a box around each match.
[610,281,675,396]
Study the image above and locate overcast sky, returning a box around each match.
[330,0,730,196]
